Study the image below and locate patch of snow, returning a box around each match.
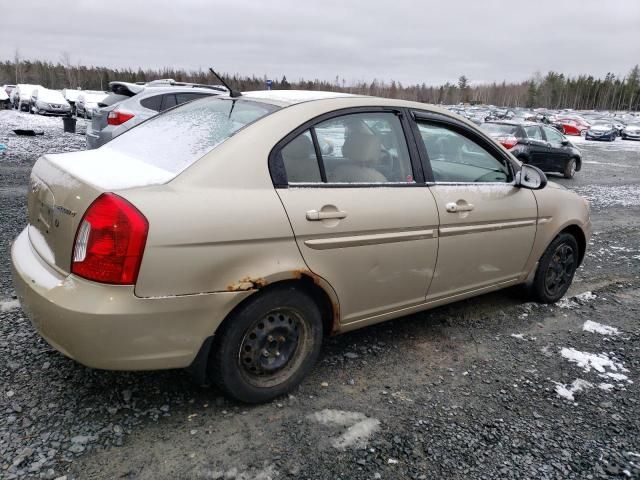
[574,184,640,209]
[309,409,380,450]
[560,348,630,384]
[556,291,596,309]
[601,372,631,383]
[598,383,615,391]
[554,379,592,401]
[582,320,619,336]
[0,299,20,312]
[510,333,525,340]
[46,149,175,190]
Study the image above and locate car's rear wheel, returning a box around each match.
[563,158,576,179]
[531,233,579,304]
[209,285,323,403]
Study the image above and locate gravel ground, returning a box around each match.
[1,110,639,479]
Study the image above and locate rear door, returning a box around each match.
[542,126,569,171]
[412,112,538,300]
[273,108,439,324]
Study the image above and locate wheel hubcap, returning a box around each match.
[544,243,575,296]
[240,310,300,377]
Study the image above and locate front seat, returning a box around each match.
[282,134,321,183]
[329,132,388,183]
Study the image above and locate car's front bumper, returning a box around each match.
[11,228,250,370]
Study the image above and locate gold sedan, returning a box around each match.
[12,91,591,402]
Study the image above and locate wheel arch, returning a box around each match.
[559,224,586,266]
[186,273,340,386]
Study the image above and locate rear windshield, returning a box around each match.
[481,123,518,136]
[99,93,129,107]
[103,97,279,174]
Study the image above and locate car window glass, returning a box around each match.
[105,98,278,175]
[175,93,210,104]
[524,126,542,140]
[416,122,510,183]
[161,94,177,111]
[140,95,162,112]
[313,112,414,183]
[281,130,322,183]
[544,127,564,144]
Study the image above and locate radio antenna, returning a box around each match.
[209,68,242,98]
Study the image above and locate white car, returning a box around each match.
[75,92,108,118]
[11,84,42,111]
[30,88,72,116]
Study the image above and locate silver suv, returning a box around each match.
[86,80,226,149]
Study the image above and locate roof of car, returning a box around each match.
[241,90,360,106]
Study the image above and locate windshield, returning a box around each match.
[481,123,518,136]
[103,97,279,174]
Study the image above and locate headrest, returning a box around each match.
[283,133,314,158]
[342,132,382,164]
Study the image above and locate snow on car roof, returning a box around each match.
[241,90,359,105]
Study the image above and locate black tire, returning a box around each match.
[530,233,579,304]
[209,285,323,403]
[563,158,576,179]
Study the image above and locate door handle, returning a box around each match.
[306,209,348,221]
[446,202,474,213]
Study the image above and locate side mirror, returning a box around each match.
[561,139,570,146]
[516,164,547,190]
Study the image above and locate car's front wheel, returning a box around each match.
[209,285,324,403]
[563,158,576,179]
[531,233,579,303]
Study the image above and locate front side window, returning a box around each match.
[417,122,511,183]
[523,125,543,140]
[543,126,564,144]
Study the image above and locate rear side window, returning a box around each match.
[104,98,279,175]
[280,131,322,183]
[140,95,162,112]
[280,112,415,184]
[175,92,211,104]
[417,122,511,183]
[161,94,177,111]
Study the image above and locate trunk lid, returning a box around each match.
[28,149,173,273]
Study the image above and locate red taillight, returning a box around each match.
[71,193,148,285]
[107,110,135,126]
[497,136,518,149]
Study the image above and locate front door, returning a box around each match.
[274,110,439,323]
[522,125,550,169]
[542,126,570,171]
[413,116,538,300]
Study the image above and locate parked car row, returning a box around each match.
[446,104,640,141]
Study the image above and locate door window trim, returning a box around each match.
[410,110,518,185]
[269,106,426,188]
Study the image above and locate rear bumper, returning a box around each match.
[86,129,113,149]
[11,228,250,370]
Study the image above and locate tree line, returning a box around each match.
[1,56,639,111]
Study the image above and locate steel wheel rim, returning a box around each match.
[238,308,310,388]
[544,243,575,296]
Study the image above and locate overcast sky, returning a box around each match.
[2,0,639,86]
